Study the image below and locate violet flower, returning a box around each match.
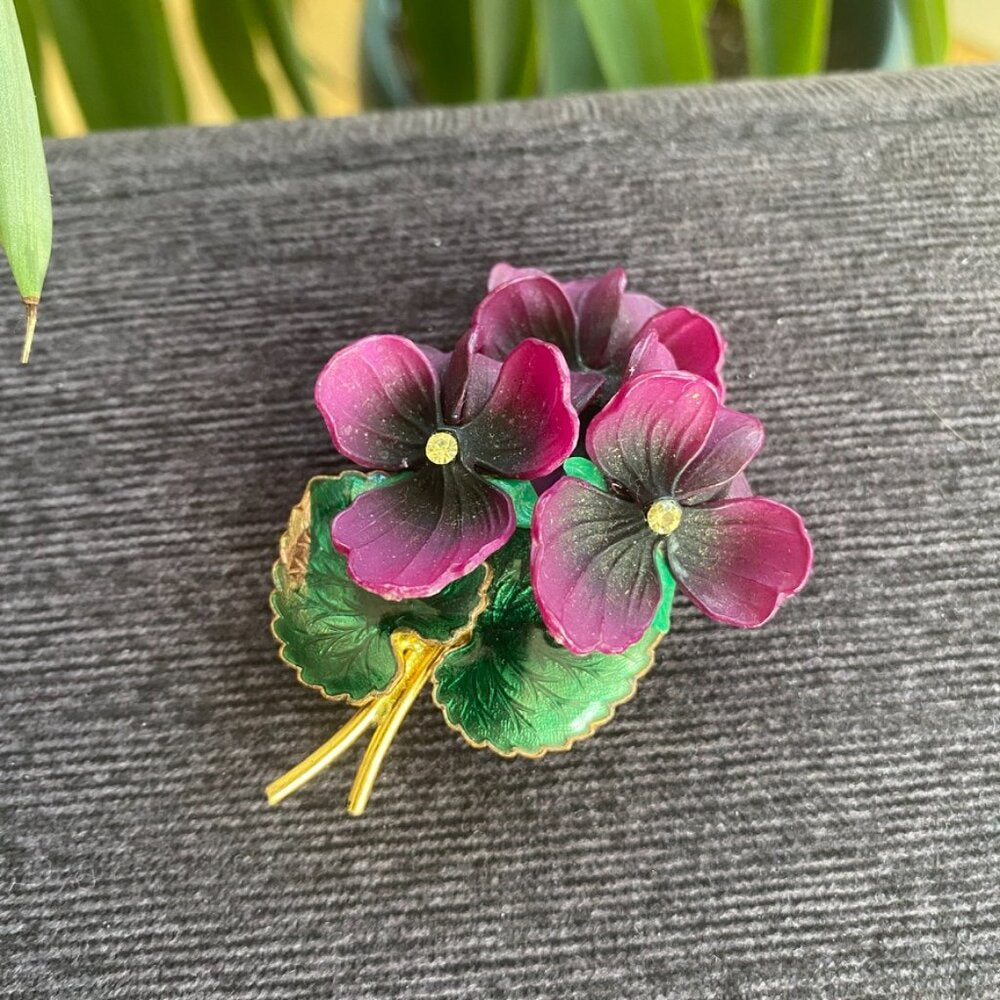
[531,371,812,654]
[476,263,727,409]
[316,333,578,601]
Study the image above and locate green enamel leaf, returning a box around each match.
[271,472,488,705]
[485,476,537,528]
[433,530,663,756]
[563,456,607,490]
[652,547,677,633]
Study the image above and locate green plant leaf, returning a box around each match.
[251,0,316,113]
[43,0,187,129]
[901,0,947,65]
[434,530,663,756]
[193,0,274,119]
[577,0,713,86]
[485,476,537,528]
[271,473,489,704]
[400,0,476,103]
[740,0,831,76]
[11,0,49,135]
[0,0,52,362]
[472,0,534,99]
[563,456,607,490]
[534,0,604,95]
[651,546,677,632]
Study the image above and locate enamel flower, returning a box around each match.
[315,333,578,600]
[531,371,813,654]
[477,263,727,408]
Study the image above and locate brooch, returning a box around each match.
[266,265,813,814]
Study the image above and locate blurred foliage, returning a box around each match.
[9,0,950,134]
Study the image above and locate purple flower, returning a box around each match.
[478,263,727,408]
[531,371,812,654]
[316,334,578,601]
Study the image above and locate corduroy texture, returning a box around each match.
[2,66,1000,999]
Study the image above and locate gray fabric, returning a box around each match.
[3,64,1000,999]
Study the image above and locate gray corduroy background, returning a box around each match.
[2,65,1000,998]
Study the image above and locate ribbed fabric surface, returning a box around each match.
[2,66,999,999]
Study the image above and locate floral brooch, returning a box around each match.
[266,265,813,815]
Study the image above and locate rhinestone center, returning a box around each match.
[425,430,459,465]
[646,497,682,536]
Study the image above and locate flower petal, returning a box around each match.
[573,269,663,371]
[668,497,813,627]
[470,274,578,363]
[572,268,625,368]
[463,339,578,479]
[637,307,727,396]
[424,340,502,425]
[439,327,478,424]
[624,328,678,379]
[675,406,764,504]
[532,477,661,654]
[725,472,753,498]
[487,262,548,290]
[315,335,439,470]
[586,371,718,504]
[332,463,514,600]
[569,370,605,411]
[458,352,503,423]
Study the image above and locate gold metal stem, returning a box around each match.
[346,636,443,816]
[265,630,450,814]
[266,698,380,806]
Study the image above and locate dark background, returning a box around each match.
[2,65,999,998]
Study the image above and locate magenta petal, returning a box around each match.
[470,275,578,363]
[459,353,503,421]
[586,371,718,503]
[439,327,479,424]
[637,307,727,397]
[532,477,661,654]
[625,328,678,380]
[332,463,514,600]
[668,497,813,627]
[315,335,439,470]
[574,269,664,371]
[561,276,597,314]
[487,262,548,290]
[573,268,626,369]
[675,406,765,504]
[723,472,753,499]
[463,339,578,479]
[569,370,605,411]
[607,293,664,371]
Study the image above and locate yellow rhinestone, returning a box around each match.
[425,430,459,465]
[646,498,682,536]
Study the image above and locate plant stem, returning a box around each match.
[21,297,38,364]
[265,630,448,814]
[346,637,443,816]
[266,698,380,806]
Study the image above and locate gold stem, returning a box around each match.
[266,698,380,806]
[20,297,38,365]
[345,636,444,817]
